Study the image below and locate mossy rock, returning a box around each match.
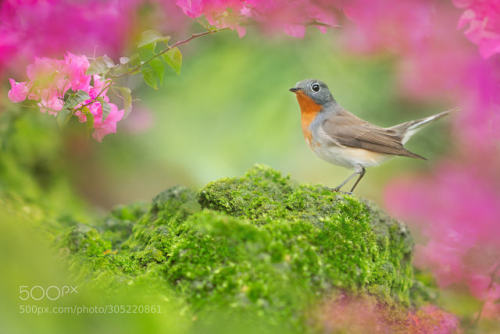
[65,164,414,328]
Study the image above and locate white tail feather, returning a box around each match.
[394,109,455,144]
[402,112,445,143]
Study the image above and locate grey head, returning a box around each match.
[289,79,336,106]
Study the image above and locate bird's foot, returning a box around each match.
[329,187,352,195]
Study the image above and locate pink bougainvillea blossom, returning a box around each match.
[456,59,500,149]
[8,53,124,141]
[408,305,462,333]
[385,160,500,301]
[175,0,336,37]
[341,0,434,53]
[91,103,124,141]
[64,53,92,91]
[7,79,28,102]
[454,0,500,58]
[0,0,138,74]
[320,293,461,333]
[38,88,64,115]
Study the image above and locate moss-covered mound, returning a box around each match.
[66,165,414,328]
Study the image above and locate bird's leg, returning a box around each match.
[331,166,366,193]
[349,166,366,193]
[332,168,361,192]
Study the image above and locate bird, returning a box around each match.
[289,79,450,193]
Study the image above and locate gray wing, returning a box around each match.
[321,109,426,160]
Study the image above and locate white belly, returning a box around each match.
[311,143,390,169]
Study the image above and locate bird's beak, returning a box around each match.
[289,87,300,93]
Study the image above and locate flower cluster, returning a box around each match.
[341,0,434,53]
[8,53,124,141]
[454,0,500,58]
[0,0,138,75]
[320,293,461,333]
[385,160,500,319]
[175,0,336,38]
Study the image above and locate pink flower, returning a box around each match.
[64,52,91,91]
[0,0,137,73]
[72,88,124,141]
[38,87,64,116]
[8,53,125,140]
[410,305,461,334]
[319,293,461,333]
[456,59,500,149]
[25,57,70,99]
[18,56,71,114]
[9,53,96,115]
[90,102,124,142]
[88,75,109,99]
[175,0,203,18]
[341,0,433,53]
[454,0,500,58]
[174,0,336,37]
[385,159,500,300]
[7,78,28,102]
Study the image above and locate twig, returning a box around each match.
[305,20,341,29]
[73,28,227,115]
[77,80,113,111]
[109,27,228,79]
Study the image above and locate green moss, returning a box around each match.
[65,164,415,330]
[197,165,413,302]
[67,224,109,255]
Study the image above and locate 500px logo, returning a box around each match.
[19,285,78,301]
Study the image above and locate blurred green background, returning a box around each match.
[65,29,450,209]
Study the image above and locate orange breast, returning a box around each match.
[295,91,322,145]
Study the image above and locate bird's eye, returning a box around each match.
[311,83,320,92]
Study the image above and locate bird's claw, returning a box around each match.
[329,187,352,195]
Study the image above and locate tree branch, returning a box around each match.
[109,27,229,79]
[74,28,228,115]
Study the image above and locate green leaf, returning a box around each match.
[141,65,158,90]
[138,42,155,63]
[56,108,73,128]
[138,30,170,48]
[137,31,171,63]
[150,58,165,86]
[86,55,115,76]
[162,47,182,74]
[124,54,142,75]
[64,90,91,110]
[112,86,133,118]
[140,59,165,89]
